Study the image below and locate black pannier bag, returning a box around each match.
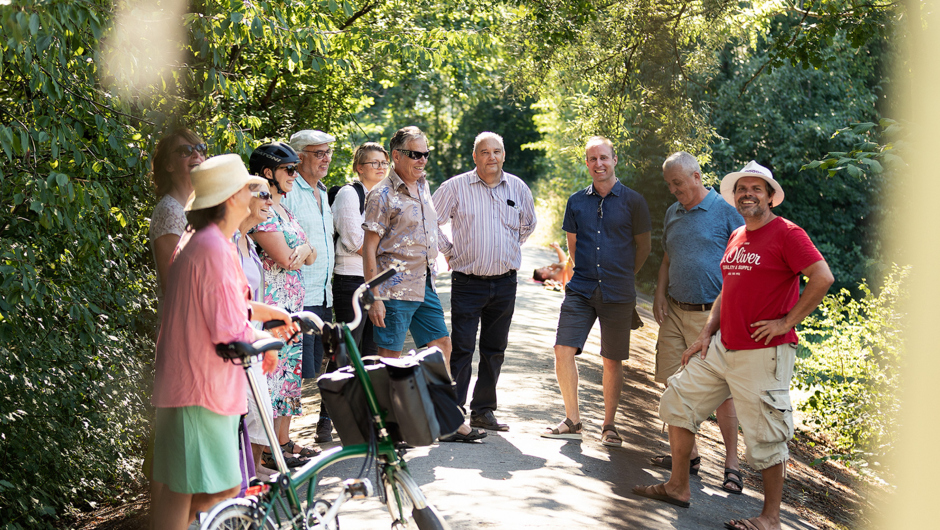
[316,347,464,447]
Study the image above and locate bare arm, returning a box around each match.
[549,242,567,264]
[251,231,314,271]
[362,230,386,328]
[634,231,651,274]
[653,251,670,326]
[153,233,180,294]
[565,232,577,268]
[750,259,835,345]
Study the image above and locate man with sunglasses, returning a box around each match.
[432,132,536,434]
[285,129,336,443]
[541,136,651,447]
[362,126,486,442]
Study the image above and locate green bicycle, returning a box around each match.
[200,267,449,530]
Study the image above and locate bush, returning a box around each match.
[795,264,907,474]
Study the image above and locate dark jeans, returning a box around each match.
[450,271,517,415]
[302,304,332,379]
[333,274,378,358]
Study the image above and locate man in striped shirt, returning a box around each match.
[433,132,537,433]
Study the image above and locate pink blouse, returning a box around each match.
[151,223,255,415]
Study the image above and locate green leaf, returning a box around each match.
[851,122,876,134]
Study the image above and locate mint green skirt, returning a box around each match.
[152,406,240,494]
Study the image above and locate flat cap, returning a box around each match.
[290,130,336,152]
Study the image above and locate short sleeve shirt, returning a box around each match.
[719,217,825,350]
[149,195,187,290]
[362,170,439,301]
[662,189,744,304]
[562,180,651,304]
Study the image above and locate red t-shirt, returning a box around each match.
[719,217,824,350]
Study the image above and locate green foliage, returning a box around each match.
[708,27,883,293]
[795,265,907,473]
[0,2,156,527]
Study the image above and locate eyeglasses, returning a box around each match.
[277,165,297,176]
[176,143,208,158]
[397,149,430,161]
[363,161,390,169]
[250,190,273,200]
[303,148,333,159]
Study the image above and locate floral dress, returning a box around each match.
[250,206,307,417]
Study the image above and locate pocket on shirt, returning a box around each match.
[501,203,521,231]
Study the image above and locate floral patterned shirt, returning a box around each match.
[362,169,439,301]
[250,206,307,313]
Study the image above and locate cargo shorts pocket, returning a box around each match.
[757,389,794,444]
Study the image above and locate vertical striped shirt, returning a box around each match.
[433,169,537,277]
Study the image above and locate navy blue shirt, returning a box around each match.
[662,188,744,304]
[562,180,651,304]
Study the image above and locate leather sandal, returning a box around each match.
[650,454,701,475]
[722,468,744,494]
[541,418,582,439]
[601,424,622,447]
[281,439,320,458]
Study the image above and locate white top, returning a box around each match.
[149,194,187,291]
[332,182,365,276]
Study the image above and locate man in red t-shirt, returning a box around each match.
[632,161,834,530]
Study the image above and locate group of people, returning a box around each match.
[145,123,833,530]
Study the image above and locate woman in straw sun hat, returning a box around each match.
[149,154,296,530]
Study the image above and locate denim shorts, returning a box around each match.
[373,276,449,352]
[554,286,634,361]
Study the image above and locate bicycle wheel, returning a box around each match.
[200,498,276,530]
[383,469,447,530]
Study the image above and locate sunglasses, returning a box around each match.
[396,149,431,161]
[250,190,273,200]
[176,143,208,157]
[363,160,390,169]
[277,165,297,176]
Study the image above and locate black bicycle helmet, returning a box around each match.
[249,142,299,195]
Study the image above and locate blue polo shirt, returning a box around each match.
[562,180,651,304]
[662,188,744,304]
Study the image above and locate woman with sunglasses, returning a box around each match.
[332,142,389,359]
[247,142,318,467]
[148,128,208,296]
[150,154,286,530]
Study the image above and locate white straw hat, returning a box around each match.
[186,154,268,211]
[720,160,785,207]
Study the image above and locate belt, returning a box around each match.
[668,294,713,312]
[454,270,516,281]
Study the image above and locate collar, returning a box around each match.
[389,168,425,192]
[586,179,623,197]
[677,187,719,213]
[294,174,328,192]
[469,168,506,187]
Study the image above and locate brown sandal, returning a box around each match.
[540,418,582,439]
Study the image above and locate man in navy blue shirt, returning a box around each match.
[541,136,651,446]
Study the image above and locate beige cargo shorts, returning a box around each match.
[659,330,796,471]
[654,298,712,384]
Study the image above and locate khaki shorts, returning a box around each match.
[654,298,711,383]
[659,330,796,471]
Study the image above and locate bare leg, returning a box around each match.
[548,345,580,432]
[427,336,452,364]
[188,485,241,524]
[716,398,740,471]
[664,425,694,502]
[728,463,784,529]
[251,443,266,470]
[150,483,193,530]
[148,481,164,530]
[601,357,623,427]
[377,346,401,359]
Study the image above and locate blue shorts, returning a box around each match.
[374,276,449,352]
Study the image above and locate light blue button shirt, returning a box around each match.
[283,174,334,307]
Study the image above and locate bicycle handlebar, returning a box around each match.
[347,265,403,330]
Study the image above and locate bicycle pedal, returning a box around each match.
[343,478,374,499]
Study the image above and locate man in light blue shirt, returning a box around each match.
[285,129,335,441]
[649,151,745,493]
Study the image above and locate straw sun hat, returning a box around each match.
[185,153,268,211]
[719,160,785,207]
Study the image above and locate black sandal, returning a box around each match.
[281,439,320,458]
[650,454,701,476]
[722,468,744,494]
[262,450,308,468]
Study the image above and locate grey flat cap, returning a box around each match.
[290,130,336,151]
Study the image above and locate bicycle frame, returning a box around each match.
[232,270,427,527]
